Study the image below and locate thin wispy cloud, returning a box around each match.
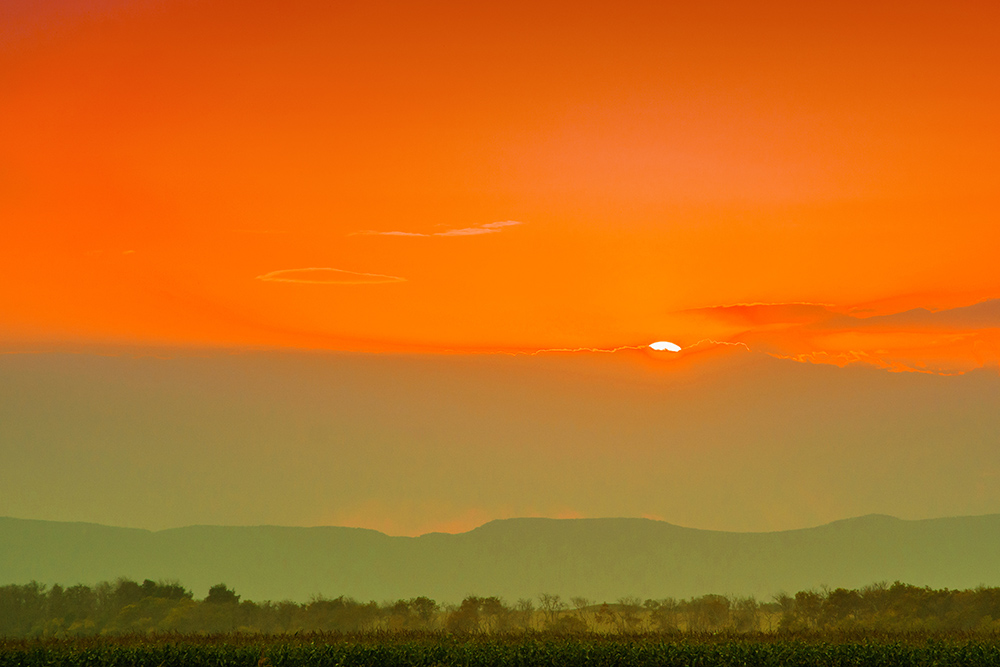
[352,220,523,237]
[683,297,1000,375]
[256,268,406,285]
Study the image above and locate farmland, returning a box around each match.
[7,580,1000,665]
[5,631,1000,667]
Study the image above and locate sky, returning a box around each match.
[1,1,999,535]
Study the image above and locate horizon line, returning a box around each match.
[4,511,998,538]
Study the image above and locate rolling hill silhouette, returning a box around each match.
[3,514,999,603]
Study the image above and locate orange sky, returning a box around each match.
[2,0,999,372]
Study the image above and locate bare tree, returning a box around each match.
[571,597,591,627]
[514,598,535,631]
[538,593,566,627]
[615,597,644,632]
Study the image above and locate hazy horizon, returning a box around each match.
[3,345,998,536]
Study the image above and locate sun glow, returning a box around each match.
[649,341,682,352]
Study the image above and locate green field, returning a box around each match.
[5,632,1000,667]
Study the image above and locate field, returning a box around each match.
[5,631,1000,667]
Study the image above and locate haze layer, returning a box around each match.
[2,349,997,535]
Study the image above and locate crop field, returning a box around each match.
[5,632,1000,667]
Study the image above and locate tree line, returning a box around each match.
[3,579,1000,637]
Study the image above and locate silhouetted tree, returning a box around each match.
[513,598,535,630]
[446,596,483,633]
[538,593,565,628]
[685,594,730,632]
[649,598,681,633]
[615,597,644,632]
[732,596,760,632]
[204,584,240,605]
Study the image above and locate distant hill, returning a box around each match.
[3,514,1000,603]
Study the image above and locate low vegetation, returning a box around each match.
[6,632,1000,667]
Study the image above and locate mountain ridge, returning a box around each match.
[3,513,1000,603]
